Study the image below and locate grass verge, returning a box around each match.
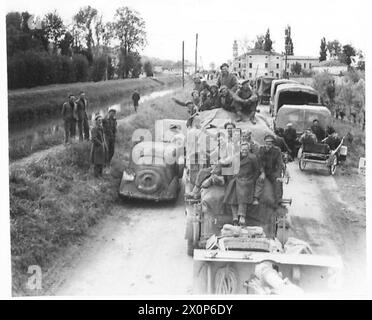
[10,85,191,296]
[8,75,183,124]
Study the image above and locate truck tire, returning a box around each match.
[187,238,194,257]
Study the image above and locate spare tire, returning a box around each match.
[135,169,162,194]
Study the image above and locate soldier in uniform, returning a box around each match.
[310,119,326,142]
[231,80,259,123]
[283,123,297,158]
[132,89,140,112]
[253,134,284,208]
[215,85,234,112]
[90,113,107,177]
[76,91,90,141]
[102,107,118,165]
[61,94,78,144]
[216,63,239,92]
[223,142,260,226]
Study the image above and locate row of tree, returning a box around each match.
[7,6,152,89]
[319,38,364,69]
[238,26,294,55]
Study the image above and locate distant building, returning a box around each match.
[312,60,348,75]
[285,56,319,76]
[232,49,283,80]
[232,42,318,79]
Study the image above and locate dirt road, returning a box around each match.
[51,105,365,296]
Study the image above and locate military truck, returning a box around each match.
[183,108,342,294]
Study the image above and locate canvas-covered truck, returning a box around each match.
[184,108,342,294]
[256,76,276,105]
[272,83,321,117]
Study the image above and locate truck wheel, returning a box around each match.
[187,239,194,257]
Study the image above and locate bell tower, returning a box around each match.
[233,40,238,58]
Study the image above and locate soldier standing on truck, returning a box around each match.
[216,63,239,92]
[76,91,90,141]
[223,142,260,226]
[253,134,284,208]
[132,89,140,112]
[102,107,117,165]
[61,94,78,144]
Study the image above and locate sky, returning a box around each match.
[4,0,369,67]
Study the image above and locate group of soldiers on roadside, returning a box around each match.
[172,62,259,126]
[61,91,118,178]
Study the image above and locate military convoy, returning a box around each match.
[119,77,346,294]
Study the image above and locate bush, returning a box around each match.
[72,54,89,82]
[57,55,75,83]
[144,61,154,77]
[91,55,108,82]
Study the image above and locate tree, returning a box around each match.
[284,25,294,55]
[264,29,273,52]
[91,55,108,82]
[254,35,265,50]
[59,31,74,56]
[144,61,153,77]
[113,7,147,53]
[6,11,48,56]
[118,50,142,78]
[43,10,65,52]
[342,44,356,67]
[319,37,327,62]
[291,62,302,75]
[112,7,147,78]
[73,6,98,53]
[327,40,342,60]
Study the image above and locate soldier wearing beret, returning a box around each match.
[223,142,260,226]
[90,113,108,177]
[102,107,117,165]
[216,63,238,92]
[215,85,235,112]
[231,80,259,123]
[253,134,284,207]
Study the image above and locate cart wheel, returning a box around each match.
[329,156,337,175]
[299,157,307,171]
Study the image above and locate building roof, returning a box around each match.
[286,56,318,61]
[236,49,282,59]
[313,60,348,67]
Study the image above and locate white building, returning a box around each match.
[285,56,319,76]
[232,42,318,79]
[233,49,283,80]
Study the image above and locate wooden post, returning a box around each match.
[182,41,185,88]
[195,33,198,74]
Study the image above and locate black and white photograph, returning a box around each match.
[0,0,370,300]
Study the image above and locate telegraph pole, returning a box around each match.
[195,33,198,74]
[182,41,185,87]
